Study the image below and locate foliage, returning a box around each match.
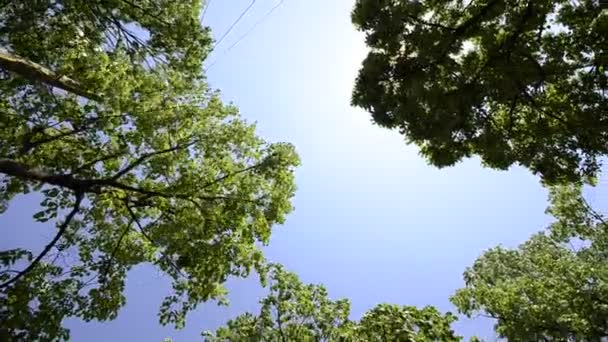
[203,264,352,341]
[0,0,299,340]
[351,0,608,183]
[452,184,608,340]
[204,264,461,341]
[354,304,461,342]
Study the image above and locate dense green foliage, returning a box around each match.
[204,264,461,341]
[351,0,608,338]
[0,1,298,340]
[352,0,607,183]
[452,185,608,340]
[2,0,608,340]
[205,183,608,341]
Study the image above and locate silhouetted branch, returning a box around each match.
[0,192,83,289]
[99,218,134,280]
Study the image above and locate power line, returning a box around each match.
[205,0,286,71]
[213,0,257,50]
[201,0,212,22]
[224,0,285,53]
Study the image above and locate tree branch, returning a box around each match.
[0,159,264,209]
[520,89,570,127]
[110,139,199,180]
[275,305,288,342]
[0,50,101,102]
[117,0,170,26]
[0,192,83,289]
[201,162,265,190]
[73,151,128,174]
[18,126,89,157]
[406,15,456,31]
[99,218,133,280]
[124,202,185,278]
[581,196,607,226]
[425,0,501,67]
[18,114,129,157]
[0,159,86,191]
[507,95,520,138]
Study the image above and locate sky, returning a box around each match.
[0,0,561,341]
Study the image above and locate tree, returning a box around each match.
[0,1,299,340]
[354,304,461,342]
[351,0,607,183]
[451,185,608,340]
[203,264,352,341]
[204,264,461,341]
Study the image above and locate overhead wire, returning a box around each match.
[212,0,257,51]
[201,0,212,22]
[223,0,285,53]
[205,0,286,71]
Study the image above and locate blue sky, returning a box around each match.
[1,0,558,340]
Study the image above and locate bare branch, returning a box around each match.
[0,270,19,275]
[581,196,607,226]
[0,192,83,289]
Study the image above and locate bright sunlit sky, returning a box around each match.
[1,0,564,340]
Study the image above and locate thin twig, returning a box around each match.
[0,192,83,289]
[124,203,185,278]
[99,218,134,279]
[406,15,456,30]
[118,0,170,26]
[111,139,199,180]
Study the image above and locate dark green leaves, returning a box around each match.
[356,304,461,342]
[352,0,608,183]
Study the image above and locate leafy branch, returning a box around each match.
[0,50,101,101]
[0,192,83,289]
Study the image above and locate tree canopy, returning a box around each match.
[452,185,608,340]
[204,264,461,342]
[351,0,607,183]
[3,0,608,340]
[0,1,299,340]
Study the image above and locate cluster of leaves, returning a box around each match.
[205,1,608,340]
[2,0,608,340]
[350,0,608,338]
[204,185,608,341]
[0,0,299,340]
[452,184,608,340]
[203,264,461,342]
[352,0,607,183]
